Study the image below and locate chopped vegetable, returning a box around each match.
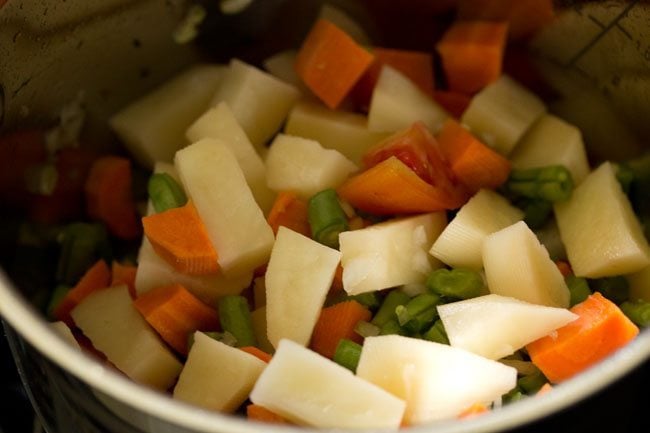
[504,165,574,203]
[53,259,111,326]
[371,289,410,327]
[84,156,141,240]
[526,292,639,383]
[566,275,591,307]
[133,283,220,355]
[142,201,220,275]
[240,346,273,363]
[111,260,137,298]
[56,222,111,285]
[310,300,371,359]
[218,295,257,348]
[395,293,440,333]
[436,20,508,94]
[432,91,472,118]
[267,191,311,237]
[620,300,650,327]
[294,19,374,109]
[147,172,187,213]
[425,268,484,300]
[457,403,490,419]
[590,276,629,305]
[307,189,349,249]
[422,319,449,345]
[333,338,362,372]
[246,404,289,424]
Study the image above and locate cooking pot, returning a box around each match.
[1,1,649,432]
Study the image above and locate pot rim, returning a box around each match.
[1,269,649,433]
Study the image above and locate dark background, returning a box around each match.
[1,328,648,433]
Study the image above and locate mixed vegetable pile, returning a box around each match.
[2,0,650,429]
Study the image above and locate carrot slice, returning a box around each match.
[142,201,219,275]
[436,118,511,193]
[133,283,220,355]
[84,156,141,240]
[240,346,272,363]
[266,191,311,237]
[351,47,434,111]
[457,0,554,41]
[526,292,639,383]
[246,404,289,424]
[458,402,490,419]
[432,90,472,118]
[536,383,553,396]
[53,259,111,326]
[111,261,137,298]
[554,260,572,278]
[310,300,372,359]
[436,20,509,94]
[295,18,374,109]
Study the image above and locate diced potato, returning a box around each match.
[250,339,405,429]
[356,335,516,424]
[284,101,389,164]
[368,66,448,133]
[265,134,358,199]
[70,285,182,390]
[438,294,578,360]
[483,221,570,308]
[250,306,275,354]
[50,321,80,350]
[340,213,447,295]
[210,59,300,149]
[110,64,225,168]
[173,332,266,412]
[461,75,546,155]
[185,102,275,213]
[510,114,590,185]
[430,189,524,270]
[554,162,650,277]
[134,238,252,305]
[627,265,650,302]
[175,139,274,277]
[265,227,341,348]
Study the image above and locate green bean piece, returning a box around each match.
[426,268,484,300]
[348,292,381,310]
[354,321,380,338]
[566,276,591,307]
[590,276,629,305]
[517,370,548,394]
[56,222,111,285]
[148,173,187,213]
[46,284,70,320]
[505,165,574,202]
[614,162,635,195]
[502,387,525,404]
[620,300,650,327]
[307,189,349,249]
[217,295,257,347]
[422,319,449,345]
[371,289,410,327]
[517,198,553,229]
[379,318,406,336]
[395,293,440,333]
[333,339,363,372]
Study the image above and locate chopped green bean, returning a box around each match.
[371,289,410,327]
[348,292,381,310]
[422,319,449,345]
[148,172,187,213]
[217,295,257,347]
[620,300,650,327]
[426,268,484,300]
[614,162,635,194]
[333,339,362,372]
[517,370,547,394]
[395,293,440,333]
[590,276,629,305]
[307,189,349,249]
[505,165,574,202]
[354,320,380,338]
[566,276,591,307]
[517,198,553,229]
[502,387,525,404]
[379,318,406,336]
[56,222,111,285]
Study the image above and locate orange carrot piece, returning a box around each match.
[246,404,289,424]
[310,300,372,359]
[457,0,554,41]
[84,156,141,240]
[526,292,639,383]
[352,47,434,110]
[555,260,572,278]
[240,346,272,363]
[537,383,553,396]
[142,201,220,275]
[53,259,111,326]
[436,20,508,94]
[295,19,374,109]
[458,402,490,419]
[133,283,220,355]
[111,261,138,298]
[432,90,472,118]
[267,191,311,237]
[436,118,511,193]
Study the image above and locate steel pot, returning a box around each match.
[1,1,649,432]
